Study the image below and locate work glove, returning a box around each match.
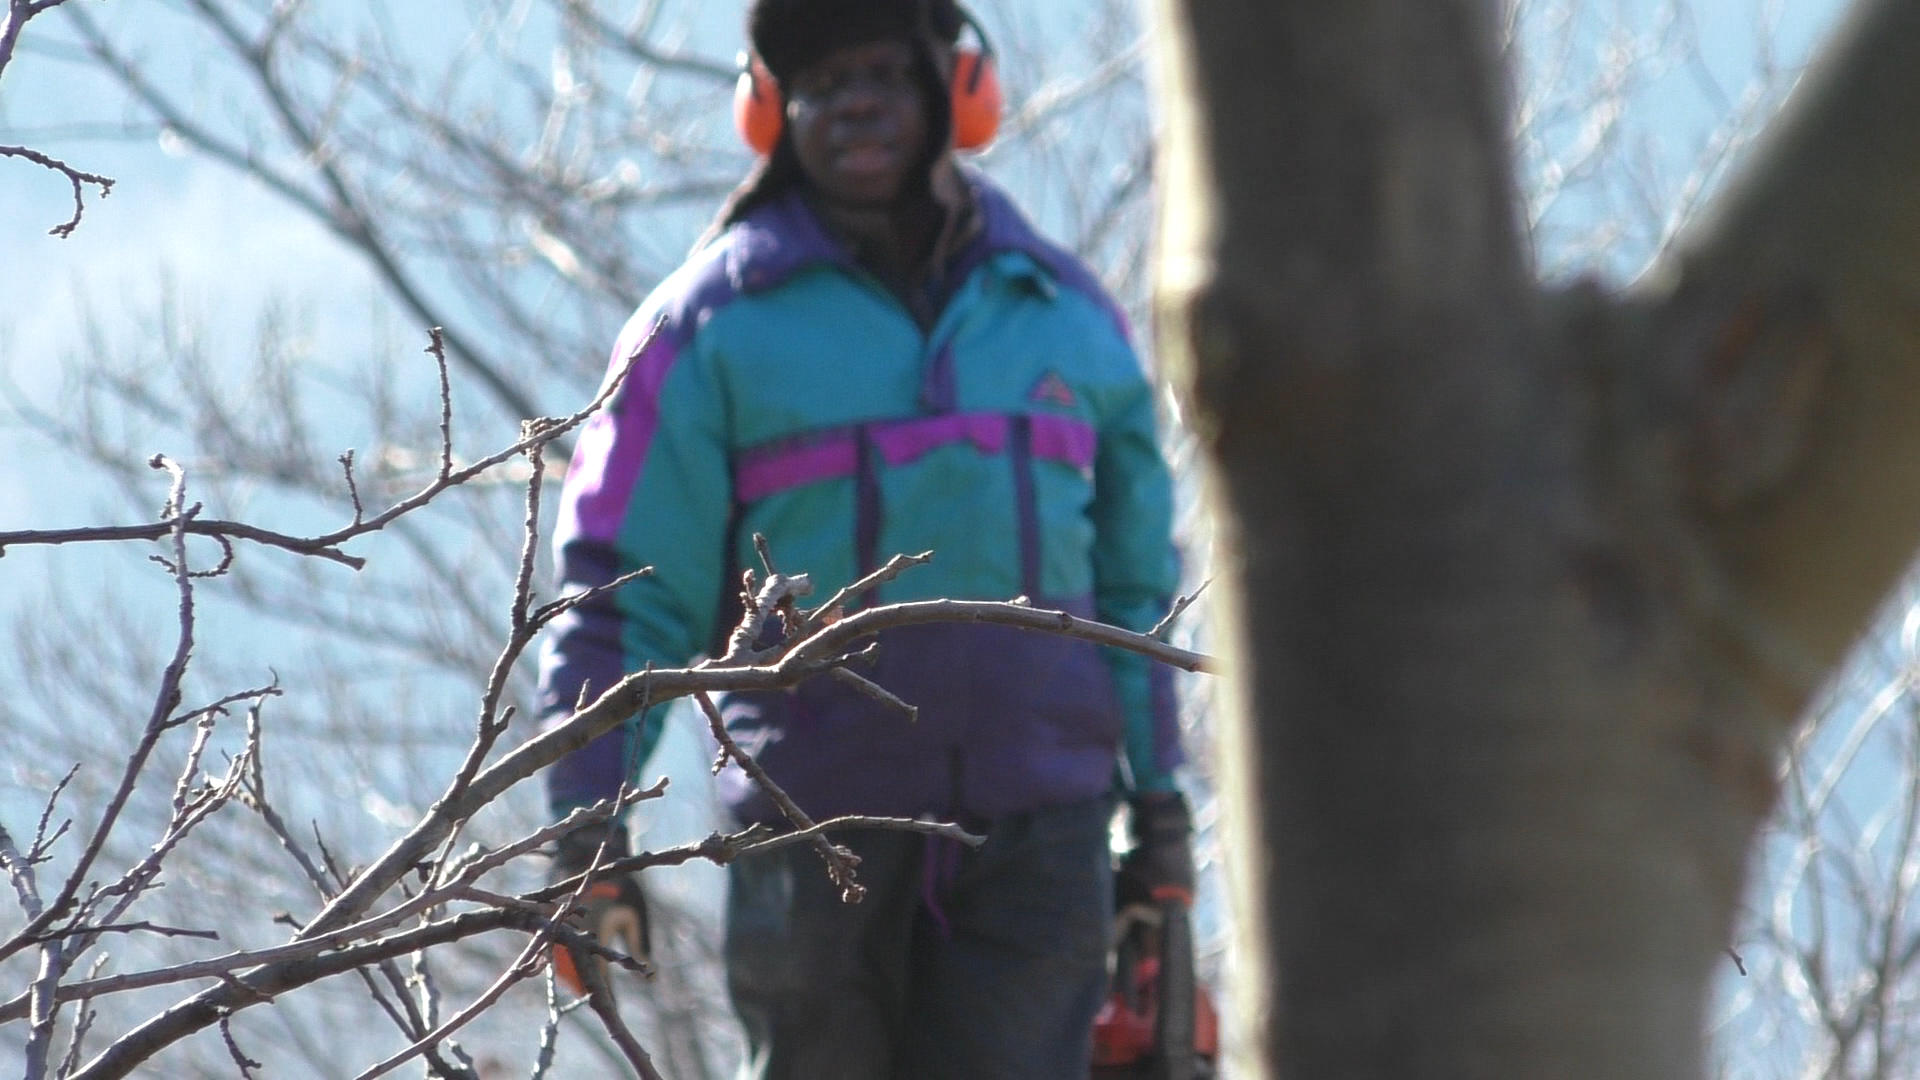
[549,823,650,997]
[1117,791,1195,908]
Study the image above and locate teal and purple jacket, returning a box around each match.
[537,174,1181,826]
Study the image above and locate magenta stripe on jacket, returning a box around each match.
[732,411,1096,503]
[1028,412,1097,471]
[558,328,683,544]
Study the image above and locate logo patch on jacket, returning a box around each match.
[1028,371,1078,409]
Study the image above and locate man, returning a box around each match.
[536,1,1192,1075]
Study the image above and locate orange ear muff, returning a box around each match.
[733,57,784,157]
[949,47,1001,152]
[733,44,1002,157]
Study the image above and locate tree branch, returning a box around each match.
[1639,0,1920,706]
[0,143,113,237]
[63,590,1155,1076]
[0,321,645,568]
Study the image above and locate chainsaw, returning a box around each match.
[1090,892,1219,1079]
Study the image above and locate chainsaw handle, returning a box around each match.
[1151,895,1200,1080]
[1149,884,1194,907]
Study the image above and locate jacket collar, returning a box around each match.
[724,170,1057,295]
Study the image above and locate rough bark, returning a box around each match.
[1147,0,1920,1076]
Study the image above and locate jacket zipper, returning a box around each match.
[1009,414,1041,601]
[854,424,881,607]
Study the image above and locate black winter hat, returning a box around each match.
[748,0,964,83]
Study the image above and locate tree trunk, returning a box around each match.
[1146,0,1920,1075]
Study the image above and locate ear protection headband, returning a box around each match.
[732,10,1002,156]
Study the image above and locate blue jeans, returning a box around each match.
[726,795,1115,1079]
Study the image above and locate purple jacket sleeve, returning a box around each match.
[536,308,733,816]
[1092,358,1184,796]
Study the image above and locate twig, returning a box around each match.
[45,907,560,1046]
[350,921,549,1080]
[4,819,55,1079]
[1,458,206,968]
[218,1015,262,1078]
[533,816,986,897]
[436,415,569,846]
[236,724,430,1041]
[721,567,815,662]
[62,588,1213,1073]
[338,449,365,523]
[330,592,1208,928]
[26,936,64,1078]
[583,980,667,1080]
[31,764,80,858]
[695,692,864,901]
[776,597,1217,676]
[0,321,651,568]
[1150,577,1214,640]
[525,566,655,633]
[15,920,218,945]
[0,144,114,237]
[731,814,985,858]
[409,945,445,1052]
[753,531,780,576]
[234,702,340,903]
[0,884,513,1022]
[169,683,284,735]
[827,666,919,721]
[11,816,976,1029]
[6,810,661,1028]
[435,789,663,890]
[0,823,44,917]
[531,966,565,1079]
[0,519,368,568]
[57,1000,99,1078]
[428,328,455,478]
[414,795,662,1080]
[86,692,263,936]
[797,551,934,636]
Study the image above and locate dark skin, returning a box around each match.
[783,38,946,287]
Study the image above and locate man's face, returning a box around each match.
[784,38,930,209]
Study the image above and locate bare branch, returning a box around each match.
[531,969,566,1080]
[0,143,113,237]
[15,921,219,946]
[0,823,45,919]
[3,818,55,1078]
[1149,577,1213,640]
[776,596,1216,675]
[581,979,666,1080]
[694,691,863,901]
[349,920,548,1080]
[797,551,934,635]
[826,666,919,721]
[30,764,80,860]
[57,996,100,1079]
[218,1015,263,1078]
[1644,0,1920,703]
[1,460,207,968]
[0,320,647,569]
[428,328,455,480]
[0,519,368,568]
[31,578,1210,1074]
